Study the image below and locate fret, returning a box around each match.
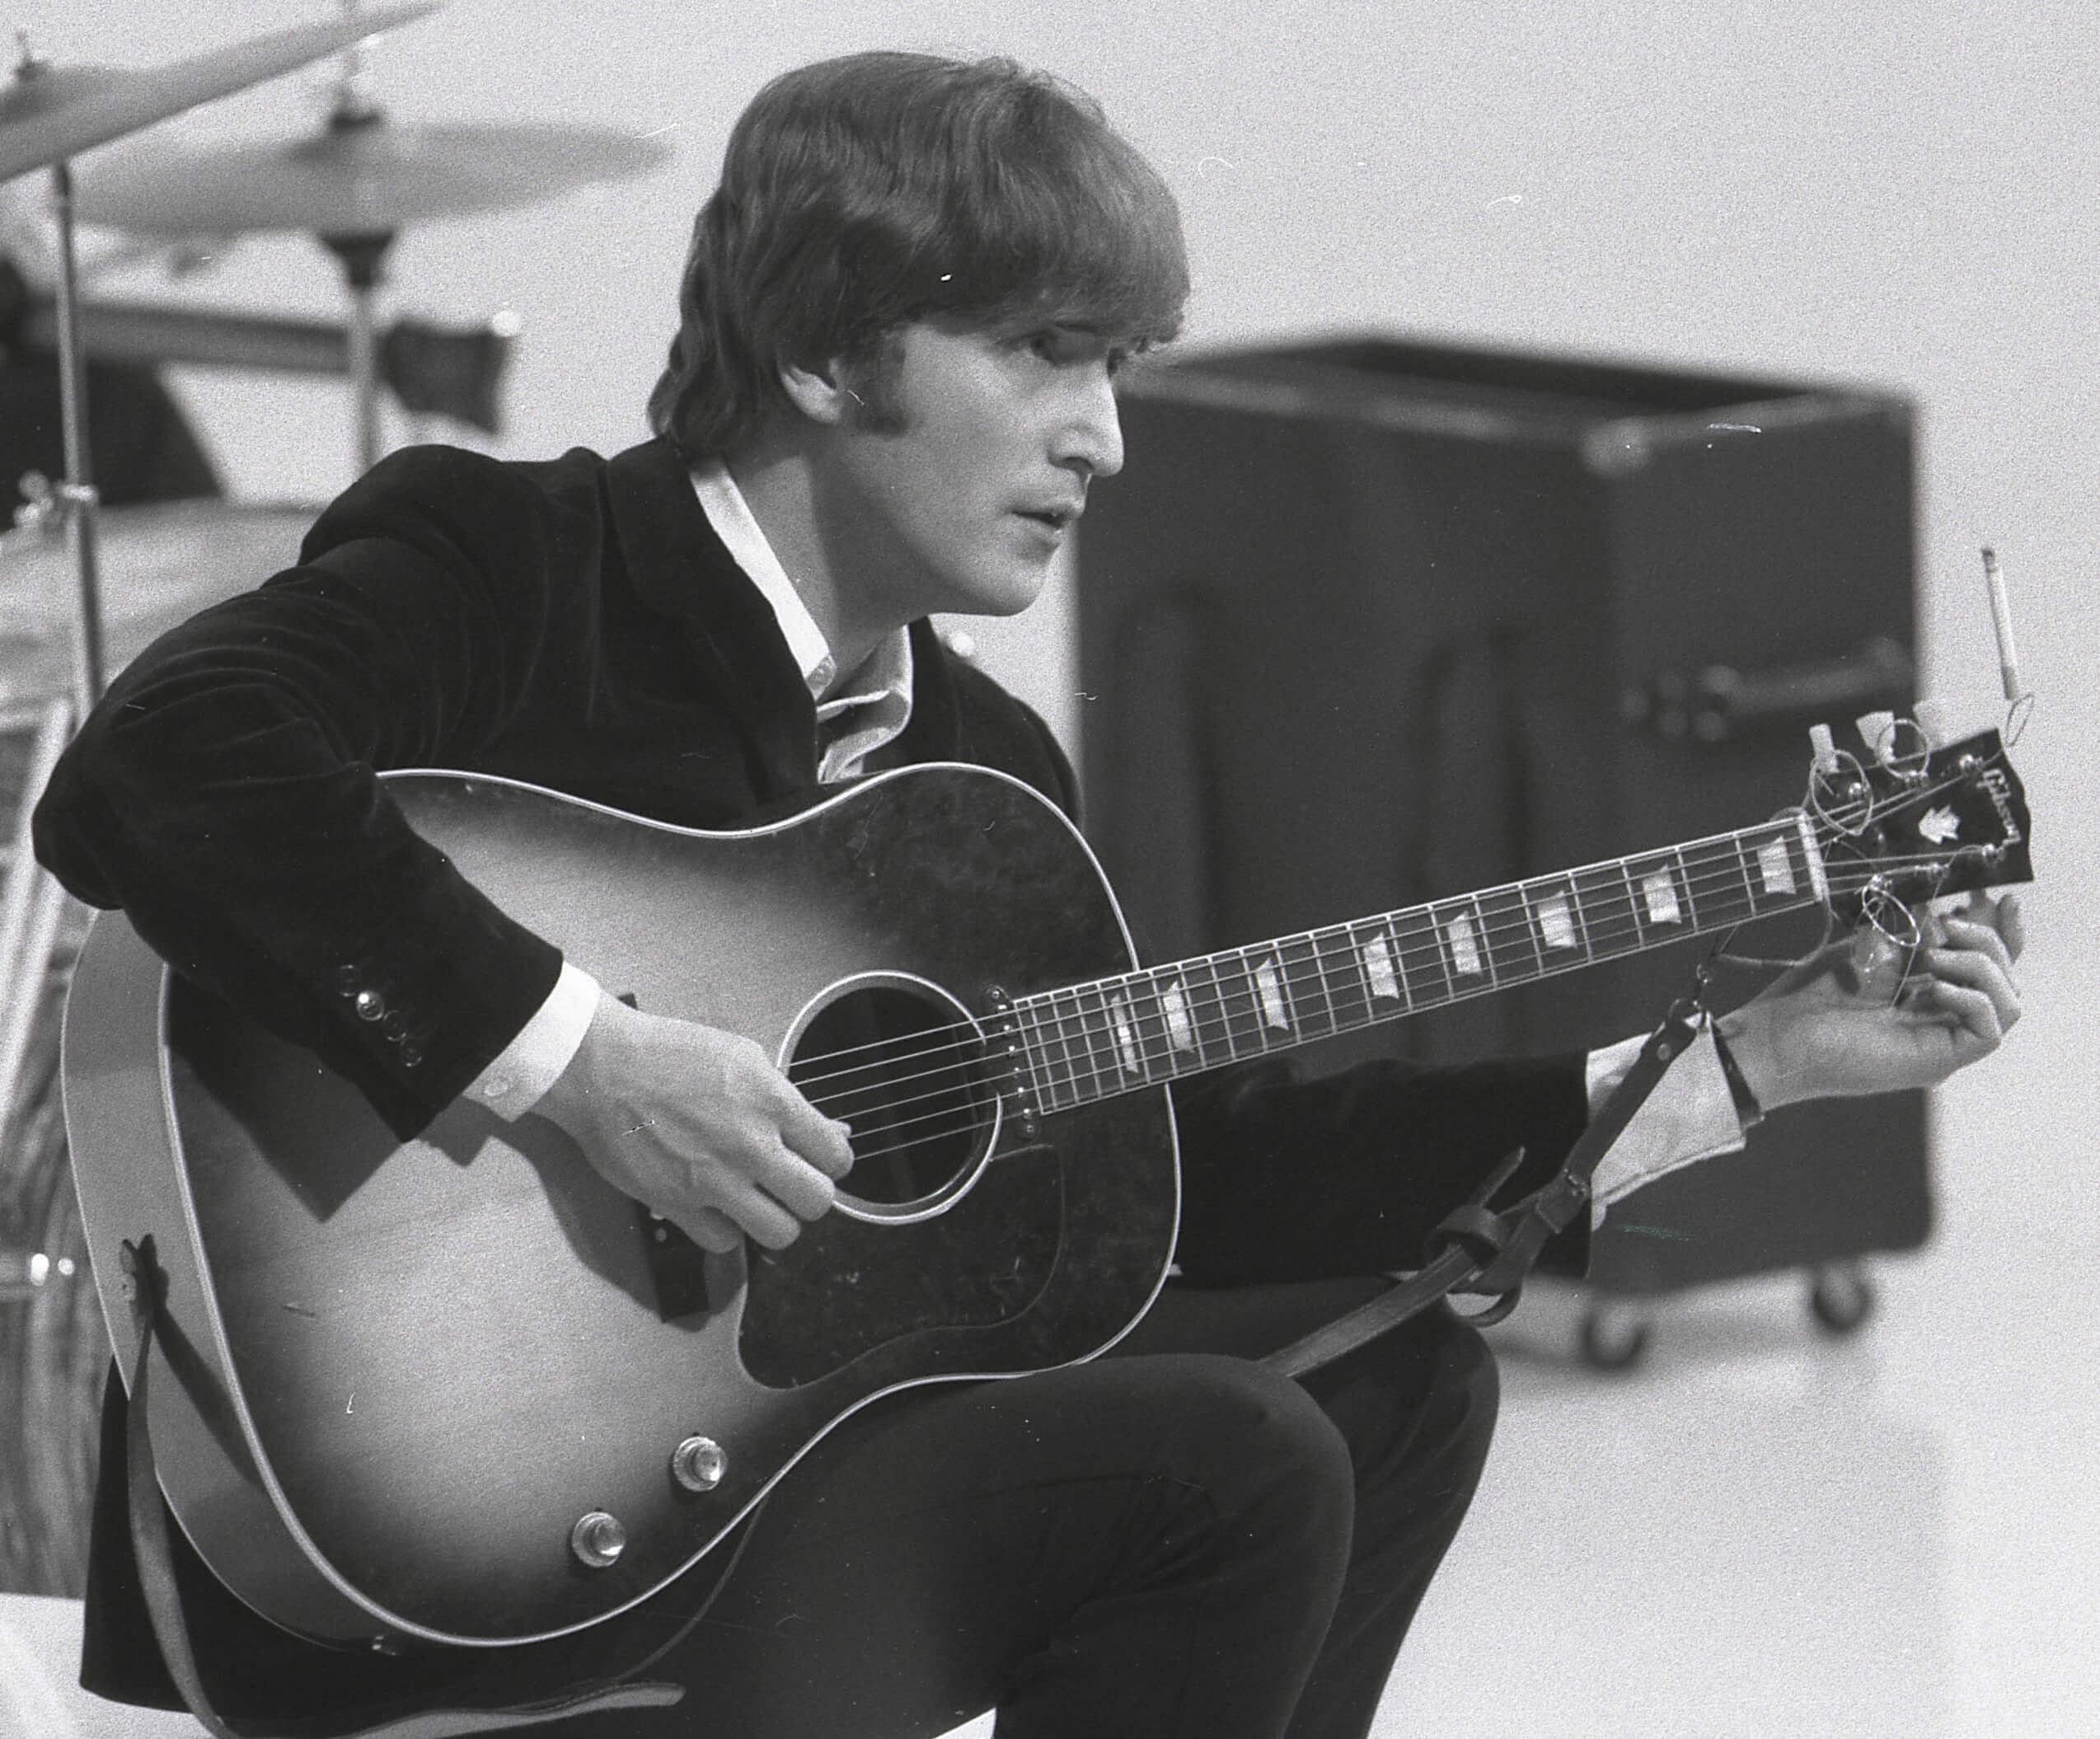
[1121,973,1172,1082]
[1525,871,1591,965]
[1671,846,1701,928]
[1747,822,1802,908]
[1124,976,1170,1083]
[1249,947,1300,1042]
[1616,859,1648,949]
[1355,918,1411,1010]
[1323,923,1377,1032]
[1155,968,1204,1067]
[1188,955,1244,1064]
[1691,837,1755,929]
[1390,907,1451,1007]
[1072,983,1121,1102]
[1102,978,1149,1084]
[1731,832,1762,916]
[1281,933,1343,1041]
[1626,854,1688,933]
[1473,885,1536,985]
[1570,862,1641,961]
[1204,951,1272,1058]
[1431,898,1493,988]
[1032,988,1086,1114]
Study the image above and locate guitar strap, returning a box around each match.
[116,1238,688,1739]
[1263,1000,1706,1380]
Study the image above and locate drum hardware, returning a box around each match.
[0,2,441,1605]
[2,2,440,709]
[9,293,520,436]
[69,14,672,474]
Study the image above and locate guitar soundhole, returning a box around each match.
[785,978,996,1220]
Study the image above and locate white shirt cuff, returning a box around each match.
[1582,1027,1749,1223]
[466,959,602,1120]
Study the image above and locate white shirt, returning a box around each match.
[465,466,1747,1218]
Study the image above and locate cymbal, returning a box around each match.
[0,2,438,185]
[73,119,674,237]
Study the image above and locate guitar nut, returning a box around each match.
[570,1510,626,1568]
[672,1436,728,1492]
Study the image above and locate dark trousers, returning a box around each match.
[545,1278,1500,1739]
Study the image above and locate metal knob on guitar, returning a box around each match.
[671,1435,728,1493]
[569,1510,626,1570]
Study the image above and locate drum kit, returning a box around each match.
[0,2,673,1597]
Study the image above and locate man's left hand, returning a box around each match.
[1715,892,2025,1115]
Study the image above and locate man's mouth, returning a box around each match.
[1016,504,1081,531]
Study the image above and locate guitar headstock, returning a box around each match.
[1807,727,2032,921]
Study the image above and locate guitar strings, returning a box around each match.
[785,836,1979,1110]
[808,844,1991,1169]
[782,754,1998,1099]
[793,854,1980,1174]
[790,840,1977,1112]
[783,749,2009,1109]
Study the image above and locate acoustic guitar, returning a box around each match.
[61,728,2031,1650]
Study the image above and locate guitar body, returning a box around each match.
[63,765,1179,1648]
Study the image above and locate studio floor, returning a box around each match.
[945,1223,2098,1737]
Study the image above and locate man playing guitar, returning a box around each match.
[35,50,2023,1739]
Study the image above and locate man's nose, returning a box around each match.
[1057,367,1124,480]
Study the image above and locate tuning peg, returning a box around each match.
[1854,711,1896,762]
[1911,698,1952,748]
[1808,722,1840,773]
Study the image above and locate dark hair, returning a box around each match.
[646,52,1189,459]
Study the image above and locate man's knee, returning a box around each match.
[1134,1355,1357,1572]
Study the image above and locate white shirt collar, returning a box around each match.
[691,458,839,696]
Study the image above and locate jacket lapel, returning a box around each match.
[604,438,819,795]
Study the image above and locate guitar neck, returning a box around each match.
[1012,812,1831,1114]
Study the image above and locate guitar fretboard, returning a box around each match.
[1010,813,1829,1115]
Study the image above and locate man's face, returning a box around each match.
[811,316,1129,623]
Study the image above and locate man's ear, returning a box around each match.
[778,355,853,427]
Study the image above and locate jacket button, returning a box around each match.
[382,1010,410,1041]
[354,988,387,1022]
[399,1041,426,1068]
[335,966,360,996]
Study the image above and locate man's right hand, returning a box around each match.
[532,991,855,1253]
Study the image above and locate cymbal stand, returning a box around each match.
[12,39,107,716]
[321,15,396,477]
[323,227,397,476]
[45,158,102,715]
[3,45,101,1155]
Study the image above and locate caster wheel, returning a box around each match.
[1808,1263,1876,1335]
[1579,1303,1651,1371]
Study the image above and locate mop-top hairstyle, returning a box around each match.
[646,51,1189,458]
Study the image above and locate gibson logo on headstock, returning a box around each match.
[1979,766,2024,845]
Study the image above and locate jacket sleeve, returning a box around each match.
[33,445,577,1138]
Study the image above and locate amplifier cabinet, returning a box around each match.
[1078,338,1927,1302]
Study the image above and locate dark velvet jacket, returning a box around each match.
[35,436,1589,1720]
